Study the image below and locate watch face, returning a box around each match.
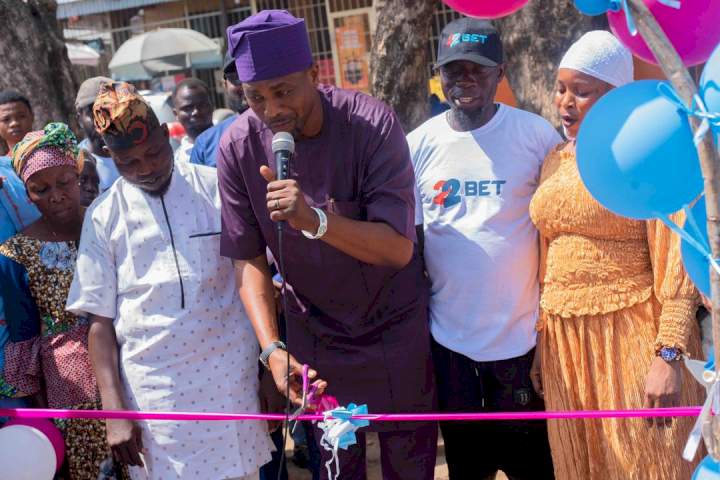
[660,348,679,362]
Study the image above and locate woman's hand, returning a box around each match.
[643,356,683,427]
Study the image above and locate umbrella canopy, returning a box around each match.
[66,42,101,67]
[109,28,222,80]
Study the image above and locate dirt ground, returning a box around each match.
[285,433,509,480]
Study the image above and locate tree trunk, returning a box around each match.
[370,0,435,133]
[0,0,77,132]
[497,0,608,125]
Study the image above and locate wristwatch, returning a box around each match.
[657,346,683,362]
[302,207,328,240]
[259,341,287,369]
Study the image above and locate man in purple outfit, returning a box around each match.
[217,10,437,480]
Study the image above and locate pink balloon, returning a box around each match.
[442,0,529,19]
[5,418,65,471]
[608,0,720,67]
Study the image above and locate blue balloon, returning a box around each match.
[700,42,720,139]
[573,0,613,16]
[681,197,711,297]
[577,80,703,219]
[693,455,720,479]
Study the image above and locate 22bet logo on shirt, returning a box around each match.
[432,179,507,207]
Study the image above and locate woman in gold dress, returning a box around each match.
[529,31,704,479]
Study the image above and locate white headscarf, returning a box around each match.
[559,30,634,88]
[558,30,634,138]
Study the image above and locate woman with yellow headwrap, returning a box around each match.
[0,123,126,479]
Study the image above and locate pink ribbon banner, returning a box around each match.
[0,406,704,422]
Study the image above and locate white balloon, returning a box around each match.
[0,425,57,480]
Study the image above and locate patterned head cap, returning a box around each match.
[12,122,80,183]
[92,81,160,150]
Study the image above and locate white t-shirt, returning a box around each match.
[408,104,561,362]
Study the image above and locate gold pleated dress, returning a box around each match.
[529,147,704,480]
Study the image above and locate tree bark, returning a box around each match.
[370,0,436,133]
[0,1,77,132]
[497,1,608,125]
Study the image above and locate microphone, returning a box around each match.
[272,131,294,181]
[271,132,295,232]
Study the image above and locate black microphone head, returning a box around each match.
[272,131,295,154]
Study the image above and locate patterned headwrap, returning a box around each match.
[12,122,80,183]
[92,81,160,150]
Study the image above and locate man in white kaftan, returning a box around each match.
[66,81,272,480]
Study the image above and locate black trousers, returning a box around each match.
[432,338,554,480]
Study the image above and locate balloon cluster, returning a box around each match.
[0,418,65,480]
[574,0,720,67]
[576,42,720,297]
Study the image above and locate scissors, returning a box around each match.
[289,364,320,432]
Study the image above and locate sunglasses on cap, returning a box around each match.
[223,71,242,87]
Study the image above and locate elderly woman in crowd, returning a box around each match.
[0,123,123,479]
[529,31,704,479]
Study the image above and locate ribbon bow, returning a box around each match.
[608,0,680,37]
[317,403,370,480]
[684,356,720,461]
[658,83,720,147]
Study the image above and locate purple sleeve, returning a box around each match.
[217,135,266,260]
[361,110,417,241]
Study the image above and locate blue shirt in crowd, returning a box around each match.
[190,115,238,168]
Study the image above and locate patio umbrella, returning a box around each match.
[66,43,100,67]
[109,28,222,80]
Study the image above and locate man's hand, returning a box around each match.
[260,166,319,233]
[260,368,286,432]
[643,356,683,428]
[530,346,543,398]
[267,348,327,407]
[106,418,146,467]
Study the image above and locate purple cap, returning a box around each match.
[227,10,313,83]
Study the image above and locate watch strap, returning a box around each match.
[259,340,287,368]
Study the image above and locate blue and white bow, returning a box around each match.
[684,355,720,461]
[317,403,370,480]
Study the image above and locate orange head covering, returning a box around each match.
[92,81,160,150]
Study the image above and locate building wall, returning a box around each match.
[142,1,187,24]
[64,0,518,109]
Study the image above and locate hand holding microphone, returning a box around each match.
[261,132,320,234]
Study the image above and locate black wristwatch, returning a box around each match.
[259,341,287,369]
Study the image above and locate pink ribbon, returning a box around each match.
[0,406,703,422]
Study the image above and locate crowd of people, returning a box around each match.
[0,9,706,480]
